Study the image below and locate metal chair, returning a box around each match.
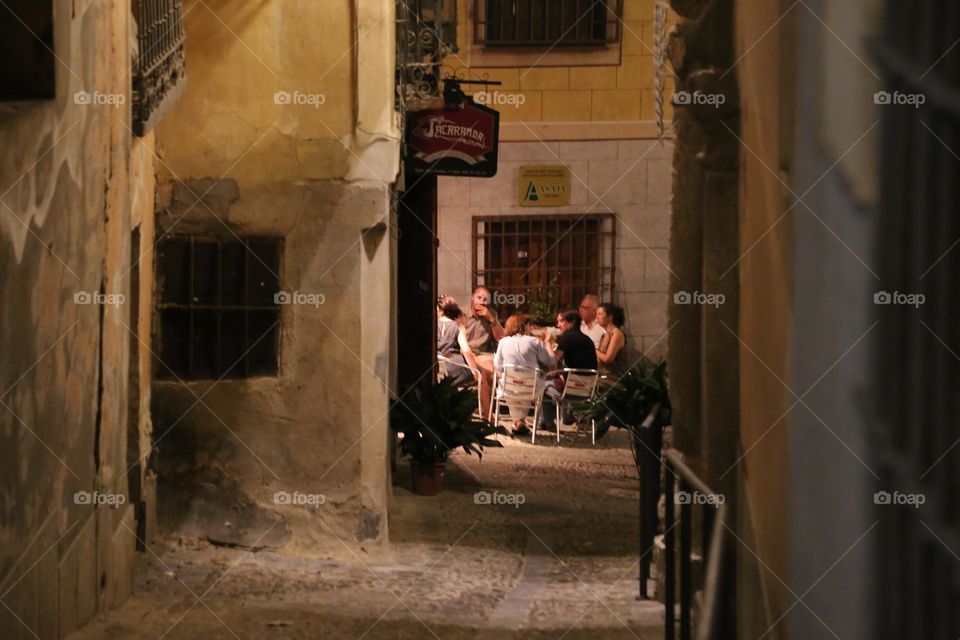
[490,364,543,433]
[543,368,600,444]
[437,354,483,417]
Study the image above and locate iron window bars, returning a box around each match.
[132,0,187,136]
[474,0,623,47]
[472,213,615,320]
[156,237,281,380]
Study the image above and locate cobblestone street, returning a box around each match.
[68,432,662,639]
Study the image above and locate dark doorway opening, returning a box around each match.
[396,173,438,394]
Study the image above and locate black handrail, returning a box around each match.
[663,448,732,640]
[635,402,664,600]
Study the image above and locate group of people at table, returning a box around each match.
[437,286,627,435]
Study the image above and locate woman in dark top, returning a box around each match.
[596,302,627,378]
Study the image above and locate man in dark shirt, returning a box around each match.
[554,309,598,370]
[539,309,599,430]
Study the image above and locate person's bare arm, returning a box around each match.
[458,329,481,372]
[596,331,624,363]
[481,306,505,341]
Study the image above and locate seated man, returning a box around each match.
[540,308,598,430]
[463,285,504,414]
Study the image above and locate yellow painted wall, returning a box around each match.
[445,0,675,125]
[155,0,358,186]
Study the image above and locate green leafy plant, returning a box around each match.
[575,358,670,440]
[391,378,507,464]
[526,273,559,326]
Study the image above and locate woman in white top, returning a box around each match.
[493,313,556,434]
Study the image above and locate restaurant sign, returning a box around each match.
[519,165,571,206]
[405,102,500,178]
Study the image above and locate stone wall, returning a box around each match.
[0,1,155,636]
[151,0,398,550]
[438,138,674,363]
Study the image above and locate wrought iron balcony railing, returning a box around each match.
[132,0,187,136]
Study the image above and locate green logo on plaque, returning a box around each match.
[523,182,539,202]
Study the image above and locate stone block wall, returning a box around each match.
[438,138,674,363]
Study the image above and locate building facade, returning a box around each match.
[431,0,677,362]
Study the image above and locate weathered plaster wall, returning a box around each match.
[788,0,881,637]
[0,1,154,636]
[152,0,398,550]
[734,0,794,635]
[438,138,674,363]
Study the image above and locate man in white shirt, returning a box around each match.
[579,294,605,348]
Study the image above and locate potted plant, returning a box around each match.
[576,358,670,447]
[391,378,507,495]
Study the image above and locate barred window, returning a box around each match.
[0,2,54,101]
[132,0,187,136]
[156,237,281,380]
[474,0,622,48]
[472,214,615,321]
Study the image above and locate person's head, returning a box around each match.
[503,312,530,337]
[596,302,624,329]
[472,285,492,311]
[556,308,581,333]
[437,295,462,321]
[579,294,599,324]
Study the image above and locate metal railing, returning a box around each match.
[132,0,187,136]
[635,402,665,600]
[663,449,733,640]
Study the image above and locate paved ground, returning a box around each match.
[69,429,663,639]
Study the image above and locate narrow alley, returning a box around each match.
[3,1,958,638]
[69,433,661,639]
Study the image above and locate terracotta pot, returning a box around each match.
[410,461,446,496]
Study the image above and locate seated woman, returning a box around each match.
[437,296,490,416]
[493,313,556,435]
[596,302,627,381]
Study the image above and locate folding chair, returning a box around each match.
[437,354,483,417]
[490,364,543,434]
[543,368,600,444]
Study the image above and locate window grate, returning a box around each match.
[474,0,622,48]
[155,237,282,380]
[472,213,615,320]
[132,0,187,136]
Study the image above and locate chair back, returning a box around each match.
[496,364,540,403]
[558,369,599,401]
